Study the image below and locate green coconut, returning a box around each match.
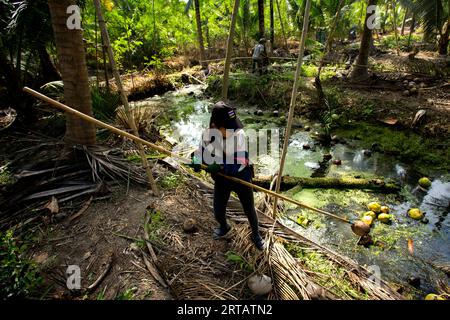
[418,177,432,189]
[377,213,391,224]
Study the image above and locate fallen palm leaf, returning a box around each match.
[44,196,59,214]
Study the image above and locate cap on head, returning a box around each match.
[210,101,243,130]
[259,38,266,44]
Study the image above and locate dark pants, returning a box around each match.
[252,58,263,75]
[213,168,261,239]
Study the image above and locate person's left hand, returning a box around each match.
[190,154,202,172]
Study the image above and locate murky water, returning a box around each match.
[142,85,449,296]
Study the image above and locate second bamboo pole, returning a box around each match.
[93,0,159,195]
[272,0,312,217]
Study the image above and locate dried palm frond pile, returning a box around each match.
[0,138,153,231]
[145,186,252,300]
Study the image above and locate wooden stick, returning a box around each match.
[93,0,159,196]
[272,0,312,217]
[221,0,240,100]
[23,87,351,225]
[87,252,114,292]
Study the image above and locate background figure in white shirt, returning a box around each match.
[252,38,267,75]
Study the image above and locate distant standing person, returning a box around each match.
[252,38,267,75]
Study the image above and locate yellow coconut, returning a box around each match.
[367,202,381,213]
[380,206,390,214]
[408,208,424,220]
[418,177,431,189]
[377,213,391,224]
[425,294,445,300]
[361,215,374,226]
[363,211,377,219]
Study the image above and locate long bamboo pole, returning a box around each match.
[23,86,354,227]
[272,0,312,217]
[221,0,240,101]
[93,0,159,196]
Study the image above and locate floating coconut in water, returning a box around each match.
[367,202,381,213]
[377,213,391,224]
[380,206,390,214]
[361,215,374,226]
[351,220,371,236]
[408,208,424,220]
[418,177,431,189]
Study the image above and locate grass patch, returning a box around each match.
[158,172,185,190]
[380,34,422,51]
[334,122,450,175]
[144,210,167,247]
[115,287,137,300]
[0,230,42,299]
[225,251,254,272]
[0,167,12,185]
[126,152,165,163]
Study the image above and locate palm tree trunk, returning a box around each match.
[276,0,288,50]
[438,0,450,55]
[258,0,265,39]
[391,1,400,56]
[407,13,416,48]
[194,0,207,68]
[48,0,96,146]
[221,0,240,101]
[438,20,449,55]
[270,0,275,49]
[205,18,211,51]
[37,42,61,83]
[242,0,251,55]
[350,0,377,82]
[401,8,409,36]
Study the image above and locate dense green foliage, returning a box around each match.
[0,0,448,121]
[0,230,42,299]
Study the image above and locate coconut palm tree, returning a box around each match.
[399,0,449,55]
[350,0,377,82]
[0,0,60,121]
[48,0,96,145]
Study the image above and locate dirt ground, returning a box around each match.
[29,167,250,300]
